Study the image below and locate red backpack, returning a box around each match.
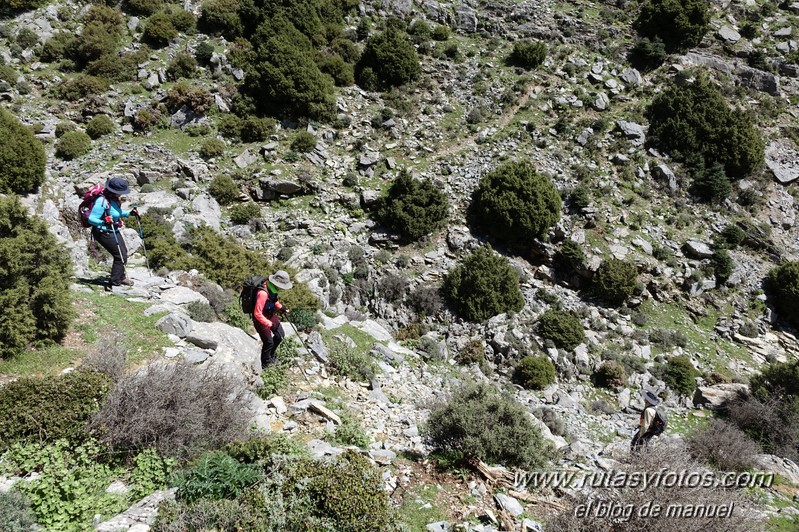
[78,184,106,228]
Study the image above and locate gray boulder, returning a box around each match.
[766,141,799,184]
[682,239,714,259]
[95,488,177,532]
[155,312,193,337]
[457,6,477,33]
[616,120,645,145]
[186,322,262,384]
[693,383,748,408]
[159,286,209,306]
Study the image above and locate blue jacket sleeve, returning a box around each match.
[88,198,108,229]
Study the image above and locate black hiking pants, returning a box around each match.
[93,227,128,286]
[255,316,284,370]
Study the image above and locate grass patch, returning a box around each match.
[398,485,450,530]
[0,288,170,379]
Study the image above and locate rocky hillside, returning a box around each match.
[4,0,799,529]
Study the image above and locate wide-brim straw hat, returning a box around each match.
[269,270,293,290]
[643,390,661,406]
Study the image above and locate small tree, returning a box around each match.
[443,245,524,322]
[355,28,421,90]
[55,131,92,160]
[0,196,75,357]
[634,0,710,53]
[537,309,585,350]
[85,114,115,139]
[513,355,556,390]
[591,258,638,306]
[142,12,178,47]
[508,41,546,69]
[290,131,316,152]
[0,107,46,194]
[766,261,799,328]
[424,383,553,469]
[376,170,449,242]
[199,0,243,38]
[470,161,561,247]
[208,174,240,205]
[662,355,699,396]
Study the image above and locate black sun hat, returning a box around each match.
[105,177,131,195]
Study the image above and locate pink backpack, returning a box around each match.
[78,184,106,228]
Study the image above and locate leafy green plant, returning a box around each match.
[712,247,734,285]
[646,76,764,180]
[129,448,177,500]
[634,0,710,53]
[424,383,553,469]
[224,433,308,464]
[594,360,628,390]
[470,160,561,246]
[55,130,92,160]
[328,339,376,382]
[766,261,799,328]
[229,202,260,224]
[166,51,198,81]
[0,107,46,194]
[290,131,316,152]
[512,355,556,390]
[661,355,699,396]
[0,370,111,450]
[288,308,319,331]
[355,27,420,90]
[443,245,524,322]
[187,301,216,322]
[508,41,546,69]
[258,361,288,398]
[224,303,250,330]
[199,0,242,38]
[200,138,225,159]
[208,174,240,206]
[174,451,263,503]
[54,75,110,100]
[537,309,585,350]
[332,415,371,448]
[142,11,178,47]
[591,258,638,306]
[85,114,115,139]
[376,170,449,242]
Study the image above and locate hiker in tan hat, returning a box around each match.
[631,390,667,454]
[252,270,292,368]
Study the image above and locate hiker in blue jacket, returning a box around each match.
[88,177,138,288]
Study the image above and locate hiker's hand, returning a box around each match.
[281,307,290,315]
[131,208,139,218]
[104,215,113,224]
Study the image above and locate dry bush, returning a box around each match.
[686,418,760,472]
[724,396,799,463]
[80,333,128,383]
[546,443,763,532]
[88,362,250,460]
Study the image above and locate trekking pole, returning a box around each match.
[284,316,312,384]
[134,213,150,272]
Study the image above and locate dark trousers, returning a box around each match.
[93,228,128,286]
[630,432,653,454]
[255,316,284,370]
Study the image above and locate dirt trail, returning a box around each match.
[434,83,535,161]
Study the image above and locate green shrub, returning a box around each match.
[720,224,746,249]
[229,202,260,224]
[750,359,799,403]
[166,7,196,33]
[662,355,699,396]
[628,37,667,71]
[332,415,370,448]
[224,434,308,464]
[242,22,335,120]
[224,303,249,330]
[288,308,319,331]
[443,245,524,322]
[537,309,585,350]
[195,41,215,64]
[646,76,765,180]
[166,51,198,81]
[200,137,226,159]
[594,360,628,389]
[55,130,92,160]
[290,130,316,152]
[85,114,115,139]
[40,31,76,62]
[376,170,449,242]
[691,161,732,203]
[317,54,355,86]
[198,0,242,38]
[187,225,271,289]
[513,355,556,390]
[1,0,48,15]
[424,383,553,469]
[209,174,240,205]
[0,491,37,531]
[355,28,421,90]
[0,108,45,194]
[187,301,216,322]
[508,41,546,69]
[635,0,710,53]
[165,82,213,114]
[54,74,110,100]
[129,448,177,500]
[16,27,39,49]
[143,12,178,47]
[218,115,275,142]
[591,258,638,306]
[0,371,111,450]
[174,451,263,503]
[554,239,586,278]
[0,197,74,356]
[5,439,128,530]
[124,0,165,15]
[88,362,251,459]
[470,161,561,246]
[328,339,376,382]
[766,262,799,328]
[712,247,734,285]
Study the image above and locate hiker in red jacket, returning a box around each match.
[253,270,292,369]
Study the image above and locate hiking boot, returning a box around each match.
[121,277,134,286]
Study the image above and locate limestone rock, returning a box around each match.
[155,312,193,337]
[693,383,748,408]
